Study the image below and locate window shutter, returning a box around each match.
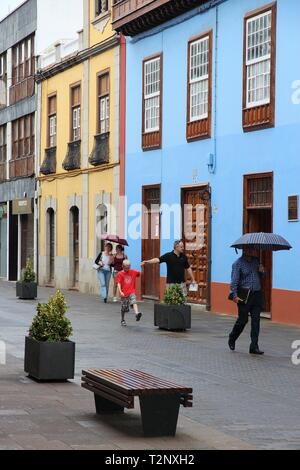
[288,196,298,222]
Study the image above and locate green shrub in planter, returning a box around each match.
[29,290,73,342]
[163,284,186,306]
[24,290,75,381]
[16,258,37,299]
[155,284,191,331]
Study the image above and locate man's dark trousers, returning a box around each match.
[229,291,263,348]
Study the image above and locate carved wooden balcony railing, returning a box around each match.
[62,141,81,171]
[112,0,204,36]
[89,133,110,166]
[9,155,34,179]
[40,147,57,175]
[9,76,35,105]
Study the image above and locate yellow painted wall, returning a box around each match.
[88,49,116,159]
[89,0,115,48]
[39,1,119,291]
[40,63,83,170]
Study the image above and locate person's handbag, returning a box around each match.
[228,287,251,304]
[93,263,101,270]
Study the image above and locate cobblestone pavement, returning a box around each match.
[1,282,300,450]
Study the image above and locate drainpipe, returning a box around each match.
[207,5,219,311]
[119,33,126,238]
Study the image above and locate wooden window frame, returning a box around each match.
[0,125,7,163]
[186,30,212,142]
[70,82,81,142]
[11,114,34,160]
[288,195,299,222]
[0,53,7,83]
[97,69,110,135]
[47,93,57,148]
[142,53,163,151]
[243,2,277,132]
[95,0,109,18]
[12,34,35,86]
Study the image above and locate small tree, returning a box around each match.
[29,290,73,342]
[21,258,36,283]
[163,284,186,306]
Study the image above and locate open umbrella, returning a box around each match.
[231,232,292,261]
[101,234,129,247]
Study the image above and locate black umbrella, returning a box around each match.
[231,232,292,261]
[231,232,292,251]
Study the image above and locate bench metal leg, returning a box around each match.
[139,394,180,437]
[94,393,124,414]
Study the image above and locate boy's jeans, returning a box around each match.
[97,269,111,300]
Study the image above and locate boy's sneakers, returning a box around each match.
[113,297,118,303]
[121,320,127,327]
[136,312,142,322]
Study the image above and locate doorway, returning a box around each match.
[142,185,161,299]
[244,173,273,315]
[47,208,55,284]
[9,202,18,281]
[0,204,7,278]
[182,186,210,305]
[70,207,79,289]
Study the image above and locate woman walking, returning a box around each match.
[112,244,127,302]
[95,243,114,303]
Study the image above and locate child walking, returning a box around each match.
[116,260,142,327]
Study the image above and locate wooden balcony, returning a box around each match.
[9,155,34,179]
[9,76,35,105]
[112,0,205,36]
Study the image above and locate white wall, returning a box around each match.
[36,0,83,55]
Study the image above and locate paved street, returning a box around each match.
[1,281,300,450]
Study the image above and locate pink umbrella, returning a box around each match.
[101,234,129,247]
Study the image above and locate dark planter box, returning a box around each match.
[16,282,37,300]
[24,336,75,381]
[154,304,191,331]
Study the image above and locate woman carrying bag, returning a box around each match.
[94,243,114,303]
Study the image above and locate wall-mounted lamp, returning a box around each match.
[207,153,216,174]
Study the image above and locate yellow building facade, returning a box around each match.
[37,0,121,294]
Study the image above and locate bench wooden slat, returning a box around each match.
[82,376,132,402]
[129,370,193,393]
[88,369,167,392]
[83,369,192,394]
[82,382,134,409]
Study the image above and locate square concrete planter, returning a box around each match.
[16,282,37,300]
[154,304,191,331]
[24,336,75,381]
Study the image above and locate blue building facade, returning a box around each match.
[113,0,300,325]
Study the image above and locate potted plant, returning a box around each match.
[16,258,37,300]
[154,284,191,331]
[24,290,75,381]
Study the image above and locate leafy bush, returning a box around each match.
[29,290,73,342]
[163,284,186,306]
[21,258,36,283]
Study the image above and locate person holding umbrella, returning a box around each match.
[228,248,266,355]
[228,232,292,355]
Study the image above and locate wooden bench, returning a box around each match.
[81,369,193,437]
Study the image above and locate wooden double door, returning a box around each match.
[244,173,273,314]
[182,187,210,305]
[142,186,161,299]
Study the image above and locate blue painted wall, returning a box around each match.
[125,0,300,292]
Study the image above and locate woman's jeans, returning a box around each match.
[97,269,111,300]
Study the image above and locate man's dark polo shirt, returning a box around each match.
[159,252,190,284]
